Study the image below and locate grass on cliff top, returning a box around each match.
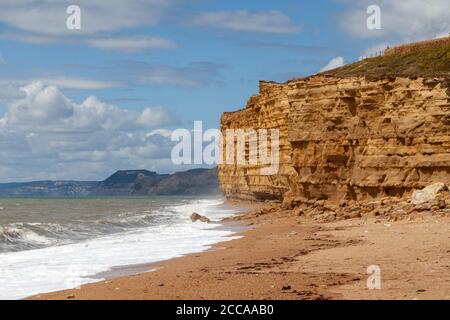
[321,42,450,79]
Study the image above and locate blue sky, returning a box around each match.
[0,0,449,181]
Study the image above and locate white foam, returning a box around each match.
[0,198,239,300]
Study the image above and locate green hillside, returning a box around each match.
[321,39,450,79]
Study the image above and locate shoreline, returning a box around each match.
[23,198,254,300]
[89,217,249,282]
[29,198,450,300]
[1,196,241,300]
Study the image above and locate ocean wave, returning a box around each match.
[0,224,54,251]
[0,197,228,254]
[0,214,159,252]
[0,196,238,299]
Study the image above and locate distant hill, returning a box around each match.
[0,168,220,197]
[102,170,163,184]
[0,180,95,197]
[133,167,219,196]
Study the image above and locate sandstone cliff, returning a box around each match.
[219,39,450,204]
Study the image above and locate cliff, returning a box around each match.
[219,39,450,204]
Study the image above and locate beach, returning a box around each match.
[30,201,450,300]
[0,0,449,305]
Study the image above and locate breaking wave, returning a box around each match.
[0,198,228,253]
[0,197,239,300]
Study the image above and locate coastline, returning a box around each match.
[0,196,239,300]
[29,200,450,300]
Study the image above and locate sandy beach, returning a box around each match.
[29,201,450,300]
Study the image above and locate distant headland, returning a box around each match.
[0,167,219,197]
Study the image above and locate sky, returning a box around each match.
[0,0,449,182]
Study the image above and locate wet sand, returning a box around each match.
[29,203,450,300]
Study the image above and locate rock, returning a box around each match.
[219,63,450,204]
[349,206,362,213]
[411,183,448,205]
[324,204,339,211]
[293,207,304,216]
[368,209,380,217]
[190,212,211,223]
[339,200,348,207]
[321,212,337,222]
[348,211,362,219]
[413,203,432,212]
[314,200,325,207]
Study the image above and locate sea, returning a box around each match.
[0,196,240,300]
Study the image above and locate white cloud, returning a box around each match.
[0,77,124,91]
[361,42,390,57]
[340,0,450,41]
[0,0,174,36]
[138,107,176,127]
[1,82,175,132]
[320,56,345,72]
[136,66,200,87]
[191,10,300,34]
[36,77,125,90]
[0,84,26,103]
[0,82,179,181]
[146,129,172,138]
[85,36,177,53]
[0,32,177,53]
[0,1,178,53]
[435,32,450,39]
[0,32,56,44]
[131,62,227,87]
[0,77,124,104]
[0,61,226,99]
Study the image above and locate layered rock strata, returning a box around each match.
[219,75,450,203]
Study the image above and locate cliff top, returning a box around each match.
[223,37,450,116]
[320,36,450,79]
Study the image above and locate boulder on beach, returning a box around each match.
[411,183,448,205]
[190,212,211,223]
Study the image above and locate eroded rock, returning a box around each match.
[411,183,448,205]
[190,212,211,223]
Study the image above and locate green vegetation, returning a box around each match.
[321,41,450,79]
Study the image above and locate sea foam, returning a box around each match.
[0,198,239,300]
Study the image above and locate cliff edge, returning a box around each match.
[219,37,450,204]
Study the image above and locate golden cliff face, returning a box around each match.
[220,81,294,201]
[219,75,450,203]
